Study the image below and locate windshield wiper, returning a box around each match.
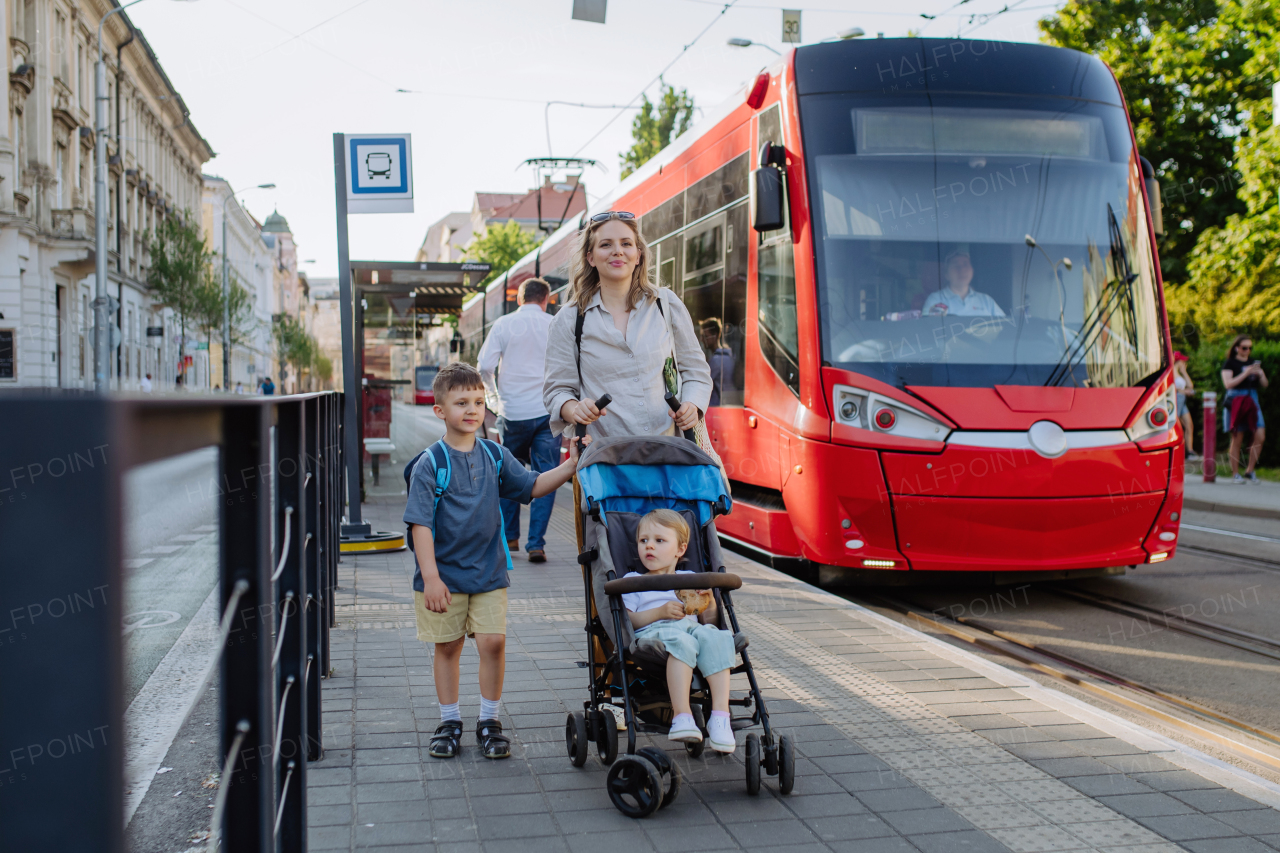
[1043,204,1140,387]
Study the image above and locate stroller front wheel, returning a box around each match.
[566,712,589,767]
[606,754,664,818]
[745,733,762,795]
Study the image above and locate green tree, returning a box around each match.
[620,82,695,179]
[464,220,542,288]
[273,312,322,389]
[147,213,212,367]
[1038,0,1268,283]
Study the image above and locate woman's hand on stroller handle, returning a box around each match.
[566,393,613,437]
[664,391,699,435]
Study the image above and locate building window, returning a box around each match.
[0,328,14,379]
[55,11,68,82]
[55,145,64,208]
[77,44,85,109]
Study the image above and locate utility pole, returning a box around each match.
[222,207,230,388]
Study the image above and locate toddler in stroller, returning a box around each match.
[567,433,795,818]
[624,508,736,753]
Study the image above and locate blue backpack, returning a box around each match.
[403,438,513,571]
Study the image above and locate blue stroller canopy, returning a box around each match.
[576,435,731,526]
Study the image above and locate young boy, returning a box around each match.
[404,362,586,759]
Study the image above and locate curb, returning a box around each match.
[1183,497,1280,521]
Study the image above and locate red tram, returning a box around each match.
[460,37,1183,581]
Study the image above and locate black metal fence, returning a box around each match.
[0,391,344,853]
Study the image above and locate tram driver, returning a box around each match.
[923,245,1006,318]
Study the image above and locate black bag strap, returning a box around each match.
[574,308,587,398]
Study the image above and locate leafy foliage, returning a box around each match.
[465,220,542,288]
[273,312,330,386]
[1040,1,1280,343]
[1038,0,1268,283]
[147,213,212,356]
[620,82,695,179]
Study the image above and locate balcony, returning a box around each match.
[51,208,94,240]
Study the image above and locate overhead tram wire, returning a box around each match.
[545,102,643,159]
[571,0,743,157]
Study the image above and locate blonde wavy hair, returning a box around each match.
[568,213,658,314]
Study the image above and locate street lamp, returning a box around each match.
[93,0,196,393]
[727,37,780,55]
[221,183,275,391]
[1025,234,1073,344]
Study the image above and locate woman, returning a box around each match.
[1221,335,1269,484]
[543,212,711,439]
[1173,352,1199,461]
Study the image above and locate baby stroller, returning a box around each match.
[567,431,795,817]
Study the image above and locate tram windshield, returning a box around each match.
[802,94,1165,388]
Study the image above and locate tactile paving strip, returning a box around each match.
[738,609,1179,853]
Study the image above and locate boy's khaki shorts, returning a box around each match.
[414,588,507,643]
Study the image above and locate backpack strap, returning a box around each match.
[404,441,450,554]
[477,438,514,572]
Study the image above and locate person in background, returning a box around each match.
[140,372,153,394]
[1173,352,1198,461]
[261,376,276,396]
[478,277,557,563]
[699,317,736,408]
[234,382,244,394]
[1221,335,1268,484]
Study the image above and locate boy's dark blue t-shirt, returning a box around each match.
[403,440,537,594]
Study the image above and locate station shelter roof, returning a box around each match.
[351,260,491,316]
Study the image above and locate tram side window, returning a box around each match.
[756,104,800,395]
[681,204,747,408]
[653,236,682,297]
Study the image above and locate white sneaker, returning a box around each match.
[707,714,736,753]
[668,713,702,743]
[1232,474,1246,485]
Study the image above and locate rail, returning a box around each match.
[0,391,344,853]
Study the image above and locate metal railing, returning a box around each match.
[0,391,344,853]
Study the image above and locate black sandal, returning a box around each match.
[476,718,511,760]
[428,720,464,759]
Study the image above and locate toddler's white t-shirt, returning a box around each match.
[621,570,697,624]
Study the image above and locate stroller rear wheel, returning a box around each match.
[591,708,619,766]
[637,746,682,809]
[778,733,795,795]
[744,733,761,795]
[606,754,664,818]
[566,712,589,768]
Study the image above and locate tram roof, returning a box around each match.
[352,260,492,316]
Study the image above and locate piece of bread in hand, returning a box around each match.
[676,588,713,616]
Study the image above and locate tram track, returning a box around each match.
[848,590,1280,775]
[1049,586,1280,662]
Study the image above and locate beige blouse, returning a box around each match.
[543,287,712,439]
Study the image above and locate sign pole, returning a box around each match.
[333,133,366,533]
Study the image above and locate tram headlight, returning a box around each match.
[833,384,951,441]
[1126,385,1178,443]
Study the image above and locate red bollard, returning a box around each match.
[1202,391,1217,482]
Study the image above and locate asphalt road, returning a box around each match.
[848,508,1280,737]
[122,446,220,706]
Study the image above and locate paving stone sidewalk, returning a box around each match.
[307,495,1280,853]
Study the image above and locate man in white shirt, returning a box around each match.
[140,373,153,393]
[923,245,1006,318]
[478,277,558,563]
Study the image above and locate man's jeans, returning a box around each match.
[497,415,558,552]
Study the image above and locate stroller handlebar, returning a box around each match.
[664,391,697,443]
[574,393,613,439]
[603,571,742,597]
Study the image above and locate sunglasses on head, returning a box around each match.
[589,211,635,223]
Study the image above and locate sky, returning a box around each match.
[126,0,1066,280]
